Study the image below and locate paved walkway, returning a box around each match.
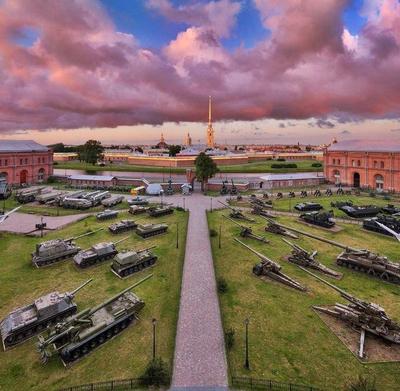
[171,194,228,389]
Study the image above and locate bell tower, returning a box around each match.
[206,96,215,149]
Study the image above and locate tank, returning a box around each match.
[136,223,168,238]
[147,205,174,217]
[382,204,400,215]
[37,275,151,365]
[31,229,103,268]
[129,205,149,215]
[294,202,323,212]
[73,238,128,269]
[101,195,124,208]
[218,201,255,222]
[0,279,91,350]
[108,220,138,234]
[363,215,400,237]
[96,209,119,221]
[225,216,268,243]
[330,200,353,208]
[264,219,298,239]
[339,204,381,218]
[111,246,157,278]
[300,211,335,228]
[128,196,149,206]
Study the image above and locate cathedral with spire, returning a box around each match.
[206,95,215,149]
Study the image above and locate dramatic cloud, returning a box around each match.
[0,0,400,134]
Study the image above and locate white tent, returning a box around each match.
[146,183,163,195]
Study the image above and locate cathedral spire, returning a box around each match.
[206,96,215,148]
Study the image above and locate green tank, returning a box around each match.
[136,223,168,238]
[147,205,174,217]
[111,246,157,278]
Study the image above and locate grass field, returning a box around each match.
[54,159,323,174]
[0,210,188,391]
[208,209,400,390]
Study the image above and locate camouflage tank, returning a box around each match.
[1,279,91,350]
[32,229,103,268]
[37,275,151,365]
[111,246,157,278]
[96,209,119,221]
[147,205,174,217]
[108,220,139,234]
[128,196,149,206]
[73,238,128,269]
[300,210,335,228]
[136,223,168,238]
[339,204,381,218]
[363,214,400,237]
[294,202,323,212]
[129,205,149,215]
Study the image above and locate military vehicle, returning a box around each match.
[1,279,91,350]
[363,215,400,238]
[16,186,51,203]
[294,202,323,212]
[62,197,92,210]
[339,204,381,218]
[36,191,66,204]
[382,204,400,215]
[224,216,269,243]
[0,179,11,200]
[73,237,128,269]
[96,209,119,221]
[220,180,229,195]
[300,210,335,228]
[250,197,273,209]
[147,205,174,217]
[111,246,157,278]
[218,201,255,222]
[128,196,149,206]
[251,205,275,218]
[272,221,400,284]
[330,200,353,208]
[136,223,168,238]
[264,219,298,239]
[282,238,342,278]
[32,229,103,268]
[129,205,149,215]
[101,195,124,208]
[230,179,238,195]
[108,220,138,234]
[37,275,151,365]
[303,268,400,358]
[235,238,306,291]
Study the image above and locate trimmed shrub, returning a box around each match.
[209,228,218,237]
[225,327,235,350]
[311,162,322,167]
[346,375,377,391]
[271,163,298,169]
[276,157,286,161]
[217,277,228,293]
[139,358,170,387]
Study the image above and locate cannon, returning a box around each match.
[147,205,174,217]
[382,204,400,215]
[250,197,273,209]
[224,216,269,243]
[363,214,400,238]
[1,279,92,350]
[302,268,400,358]
[32,229,103,268]
[37,275,152,365]
[282,238,342,278]
[230,179,238,195]
[73,237,128,269]
[264,219,298,239]
[218,201,255,222]
[300,210,335,228]
[271,221,400,284]
[250,205,275,218]
[235,239,306,291]
[111,246,157,278]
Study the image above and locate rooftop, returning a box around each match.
[69,175,116,181]
[329,140,400,152]
[0,140,49,153]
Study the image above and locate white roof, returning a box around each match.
[0,140,49,153]
[146,183,163,195]
[69,175,115,181]
[329,139,400,152]
[260,172,324,181]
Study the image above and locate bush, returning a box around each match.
[209,228,218,237]
[53,161,59,165]
[311,162,322,167]
[225,327,235,350]
[139,358,170,387]
[276,157,286,161]
[271,163,298,169]
[217,277,228,293]
[46,176,57,184]
[369,191,376,197]
[345,375,377,391]
[175,206,184,211]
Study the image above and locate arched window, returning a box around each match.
[0,172,7,181]
[380,161,384,169]
[373,161,377,168]
[332,170,341,185]
[38,168,45,182]
[375,174,384,191]
[357,160,361,167]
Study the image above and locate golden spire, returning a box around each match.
[206,95,215,148]
[208,95,212,125]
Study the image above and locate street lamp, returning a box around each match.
[244,318,250,370]
[176,222,179,249]
[210,197,213,212]
[218,224,222,249]
[152,318,157,360]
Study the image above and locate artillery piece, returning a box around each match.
[32,229,103,268]
[250,197,273,209]
[224,216,268,243]
[37,275,152,365]
[302,268,400,358]
[111,246,157,278]
[272,222,400,284]
[218,201,255,222]
[300,210,335,228]
[282,238,342,278]
[1,279,92,350]
[264,219,298,239]
[73,237,128,269]
[235,239,306,291]
[250,204,275,218]
[363,214,400,238]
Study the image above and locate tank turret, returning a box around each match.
[135,223,168,238]
[218,201,255,222]
[1,279,91,350]
[111,246,157,278]
[128,196,149,206]
[37,275,152,365]
[300,210,335,228]
[382,204,400,215]
[224,216,268,243]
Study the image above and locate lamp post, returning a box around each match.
[152,318,157,360]
[210,197,213,212]
[244,318,250,370]
[218,224,222,249]
[176,222,179,249]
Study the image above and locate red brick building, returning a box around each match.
[0,140,53,185]
[324,140,400,192]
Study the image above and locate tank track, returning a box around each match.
[2,306,77,350]
[112,257,157,279]
[33,250,80,268]
[76,251,118,269]
[137,227,167,238]
[60,314,137,365]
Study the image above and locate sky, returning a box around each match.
[0,0,400,145]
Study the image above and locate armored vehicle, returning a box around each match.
[382,204,400,215]
[16,187,51,204]
[111,246,157,278]
[101,195,124,208]
[1,279,91,350]
[136,223,168,238]
[235,239,306,291]
[96,209,119,221]
[251,205,275,218]
[32,229,103,268]
[147,205,174,217]
[36,191,65,204]
[87,191,110,206]
[330,200,353,208]
[282,238,342,278]
[264,219,298,239]
[273,221,400,284]
[339,204,381,218]
[363,215,400,237]
[129,205,149,215]
[224,216,269,243]
[62,197,92,210]
[300,210,335,228]
[37,275,151,365]
[294,202,323,212]
[109,220,138,234]
[0,179,11,200]
[218,201,255,222]
[128,196,149,206]
[73,238,128,269]
[250,197,273,209]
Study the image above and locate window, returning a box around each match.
[352,160,355,167]
[375,174,384,191]
[333,158,336,164]
[4,160,7,166]
[20,159,23,165]
[25,158,28,164]
[357,160,361,167]
[380,161,384,169]
[373,161,377,168]
[338,159,341,165]
[38,168,45,181]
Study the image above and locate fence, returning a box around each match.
[59,378,141,391]
[231,376,322,391]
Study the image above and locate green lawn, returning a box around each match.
[208,209,400,390]
[0,210,188,391]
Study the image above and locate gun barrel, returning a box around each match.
[138,245,157,252]
[282,238,295,248]
[223,215,244,227]
[72,228,104,241]
[69,278,93,296]
[235,238,270,260]
[114,236,130,245]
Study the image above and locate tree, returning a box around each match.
[195,152,218,191]
[77,140,104,165]
[168,145,181,157]
[135,146,144,153]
